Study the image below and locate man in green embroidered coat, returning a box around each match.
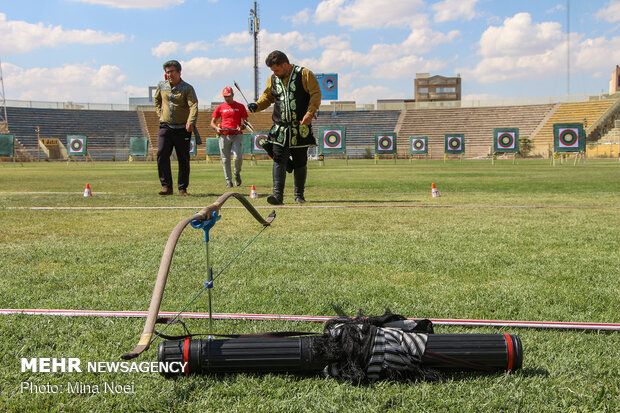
[248,50,321,204]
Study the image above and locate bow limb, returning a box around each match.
[121,192,275,360]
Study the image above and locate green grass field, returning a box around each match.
[1,159,619,412]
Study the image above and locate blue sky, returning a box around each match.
[1,0,619,105]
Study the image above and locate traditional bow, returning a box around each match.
[121,192,275,360]
[234,80,258,132]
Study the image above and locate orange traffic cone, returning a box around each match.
[250,184,257,199]
[83,183,92,197]
[431,183,440,198]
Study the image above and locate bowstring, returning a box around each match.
[150,224,270,344]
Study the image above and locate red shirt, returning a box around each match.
[212,101,248,134]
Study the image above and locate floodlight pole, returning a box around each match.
[249,2,260,101]
[566,0,570,97]
[0,57,8,128]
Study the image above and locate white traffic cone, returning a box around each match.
[431,183,440,198]
[250,185,257,199]
[83,183,92,197]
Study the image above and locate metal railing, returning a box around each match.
[5,92,618,113]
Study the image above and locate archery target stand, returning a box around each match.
[492,128,519,166]
[319,127,347,166]
[374,133,397,164]
[409,136,429,163]
[444,134,465,163]
[0,134,24,167]
[491,152,519,166]
[552,123,586,167]
[66,135,94,165]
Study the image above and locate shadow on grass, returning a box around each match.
[162,367,549,387]
[305,199,420,204]
[517,367,550,377]
[180,192,269,200]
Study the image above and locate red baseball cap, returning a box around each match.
[222,86,233,96]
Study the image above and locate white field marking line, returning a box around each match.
[1,192,111,195]
[5,204,620,210]
[1,309,619,331]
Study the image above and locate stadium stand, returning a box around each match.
[141,109,274,160]
[587,97,620,144]
[5,107,143,161]
[4,97,618,162]
[397,104,557,159]
[530,99,618,156]
[144,108,399,160]
[312,110,401,157]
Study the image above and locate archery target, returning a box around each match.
[377,135,394,151]
[447,136,462,151]
[412,138,426,152]
[69,137,84,153]
[558,128,579,148]
[323,130,342,149]
[189,139,195,153]
[497,132,516,149]
[254,134,268,151]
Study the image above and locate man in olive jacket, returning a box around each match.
[155,59,198,196]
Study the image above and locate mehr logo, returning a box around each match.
[22,358,82,373]
[21,357,188,373]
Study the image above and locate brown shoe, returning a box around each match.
[179,189,188,196]
[158,187,173,195]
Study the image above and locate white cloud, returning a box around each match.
[260,30,319,53]
[184,41,209,53]
[151,41,180,58]
[219,32,252,46]
[545,4,565,14]
[180,56,253,81]
[457,44,571,84]
[314,0,425,29]
[298,26,455,74]
[456,12,620,84]
[574,36,620,72]
[478,13,564,58]
[432,0,479,23]
[219,29,319,58]
[125,85,148,99]
[2,62,141,103]
[151,40,209,58]
[297,36,367,71]
[595,0,620,23]
[398,27,460,54]
[69,0,185,9]
[285,8,312,25]
[0,13,125,55]
[371,55,446,79]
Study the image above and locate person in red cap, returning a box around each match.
[211,86,248,187]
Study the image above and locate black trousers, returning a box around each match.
[264,142,308,168]
[157,125,191,190]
